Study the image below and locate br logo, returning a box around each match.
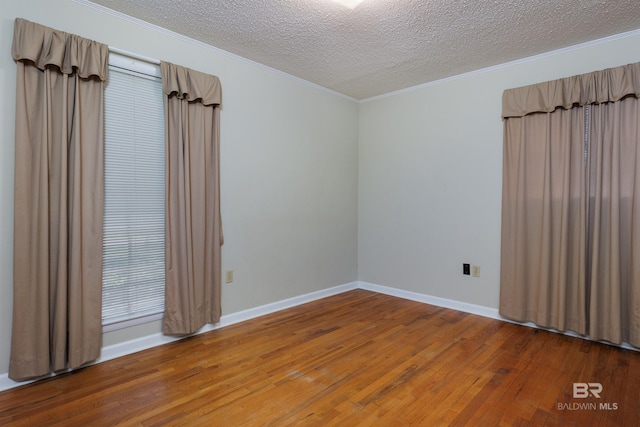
[573,383,602,398]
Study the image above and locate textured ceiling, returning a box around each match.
[89,0,640,100]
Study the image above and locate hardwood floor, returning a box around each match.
[1,289,638,426]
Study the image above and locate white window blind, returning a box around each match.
[102,56,165,326]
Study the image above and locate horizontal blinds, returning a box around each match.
[102,63,165,325]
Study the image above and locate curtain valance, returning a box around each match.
[161,61,221,106]
[502,62,640,118]
[11,18,108,81]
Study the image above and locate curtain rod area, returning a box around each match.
[109,46,161,65]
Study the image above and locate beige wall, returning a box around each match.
[0,0,359,376]
[358,30,640,308]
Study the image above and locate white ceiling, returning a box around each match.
[89,0,640,100]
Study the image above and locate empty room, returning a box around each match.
[1,0,640,425]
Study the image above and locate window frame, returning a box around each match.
[102,52,166,333]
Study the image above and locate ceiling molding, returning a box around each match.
[73,0,640,103]
[73,0,359,103]
[361,26,640,103]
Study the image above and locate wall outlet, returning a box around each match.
[472,265,480,278]
[463,263,470,275]
[225,270,234,283]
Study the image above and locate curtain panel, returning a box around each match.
[587,98,640,346]
[500,62,640,348]
[500,107,588,334]
[10,18,107,381]
[161,61,223,335]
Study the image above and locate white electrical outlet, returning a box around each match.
[225,270,234,283]
[472,265,480,278]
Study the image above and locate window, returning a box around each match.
[102,53,165,329]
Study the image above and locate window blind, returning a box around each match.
[102,60,165,326]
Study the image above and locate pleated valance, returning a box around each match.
[161,61,221,106]
[11,18,108,81]
[502,62,640,118]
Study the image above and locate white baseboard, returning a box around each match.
[0,282,358,392]
[99,281,359,364]
[3,280,636,392]
[357,281,501,319]
[357,281,639,353]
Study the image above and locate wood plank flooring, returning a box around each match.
[1,289,639,426]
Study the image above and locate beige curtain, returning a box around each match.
[500,62,640,347]
[10,18,108,381]
[500,106,588,334]
[160,61,223,335]
[588,98,640,347]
